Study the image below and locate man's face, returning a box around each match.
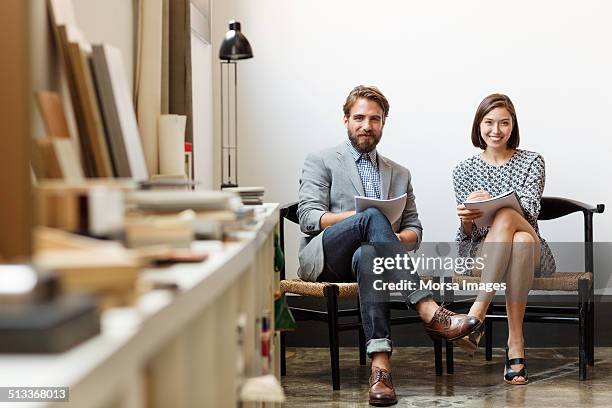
[344,98,385,153]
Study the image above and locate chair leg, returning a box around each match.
[485,314,493,361]
[325,285,341,390]
[280,330,286,376]
[434,339,443,376]
[588,291,595,366]
[445,340,454,374]
[579,279,588,380]
[356,296,366,366]
[442,275,454,374]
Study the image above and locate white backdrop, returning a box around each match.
[216,0,612,280]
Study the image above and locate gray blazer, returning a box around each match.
[297,142,423,282]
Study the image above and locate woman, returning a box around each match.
[452,93,555,385]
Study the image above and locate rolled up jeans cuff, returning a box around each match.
[406,289,434,310]
[366,338,393,358]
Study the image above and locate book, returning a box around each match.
[91,44,149,181]
[56,25,96,177]
[36,137,84,181]
[35,91,71,138]
[36,137,63,179]
[463,190,524,228]
[222,186,265,205]
[52,137,85,180]
[67,39,114,177]
[0,294,100,353]
[127,190,241,212]
[355,193,407,224]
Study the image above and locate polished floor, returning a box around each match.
[282,347,612,407]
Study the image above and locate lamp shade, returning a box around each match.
[219,21,253,60]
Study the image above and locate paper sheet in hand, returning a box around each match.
[355,193,407,224]
[463,191,523,228]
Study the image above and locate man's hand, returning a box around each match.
[320,210,356,229]
[396,229,418,251]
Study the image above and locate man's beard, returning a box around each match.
[347,129,382,153]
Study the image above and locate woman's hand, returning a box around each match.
[457,190,490,235]
[456,204,483,223]
[465,190,492,202]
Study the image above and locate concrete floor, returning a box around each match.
[282,347,612,407]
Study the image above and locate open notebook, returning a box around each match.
[463,190,524,228]
[355,193,407,224]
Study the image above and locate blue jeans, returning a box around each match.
[317,207,433,357]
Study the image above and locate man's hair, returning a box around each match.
[471,93,520,150]
[342,85,390,119]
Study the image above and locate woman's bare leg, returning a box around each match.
[505,231,539,381]
[467,208,536,320]
[463,208,540,381]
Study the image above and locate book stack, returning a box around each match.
[124,215,194,249]
[33,228,141,310]
[0,293,100,353]
[0,264,101,353]
[34,249,140,310]
[126,190,242,212]
[37,180,136,238]
[222,186,265,205]
[126,190,248,241]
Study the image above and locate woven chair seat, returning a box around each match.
[453,272,593,291]
[281,275,435,298]
[280,278,358,298]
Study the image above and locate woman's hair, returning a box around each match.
[471,93,520,149]
[343,85,390,120]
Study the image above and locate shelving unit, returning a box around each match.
[0,204,280,408]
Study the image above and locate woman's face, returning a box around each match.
[479,107,513,150]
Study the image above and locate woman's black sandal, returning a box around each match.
[504,347,529,385]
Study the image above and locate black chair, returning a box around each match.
[444,196,604,380]
[278,202,444,390]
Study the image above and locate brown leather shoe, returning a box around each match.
[423,306,481,341]
[368,367,397,406]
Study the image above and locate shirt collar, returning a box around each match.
[346,139,378,167]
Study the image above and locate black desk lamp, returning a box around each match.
[219,21,253,188]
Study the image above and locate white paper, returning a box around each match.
[355,193,407,224]
[158,114,186,175]
[88,187,124,236]
[136,0,163,175]
[463,190,524,228]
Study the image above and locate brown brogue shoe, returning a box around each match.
[423,306,481,341]
[368,367,397,406]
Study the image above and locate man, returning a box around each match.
[298,85,480,406]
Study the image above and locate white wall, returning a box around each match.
[216,0,612,280]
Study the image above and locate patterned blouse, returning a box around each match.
[452,149,556,277]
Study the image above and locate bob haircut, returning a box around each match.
[471,93,520,150]
[342,85,390,121]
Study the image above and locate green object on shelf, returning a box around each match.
[274,294,296,331]
[274,233,284,272]
[273,232,294,330]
